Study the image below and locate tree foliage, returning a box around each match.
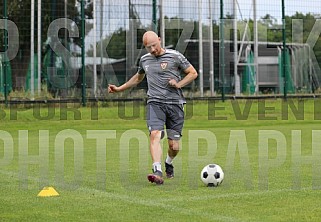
[1,0,92,51]
[1,1,321,88]
[87,12,321,66]
[0,0,93,85]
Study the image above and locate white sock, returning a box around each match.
[152,162,162,172]
[165,154,173,165]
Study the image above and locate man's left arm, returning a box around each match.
[168,65,198,89]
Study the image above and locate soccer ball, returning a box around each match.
[200,164,224,187]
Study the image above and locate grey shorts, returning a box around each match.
[146,102,185,140]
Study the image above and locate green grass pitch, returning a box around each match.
[1,99,321,221]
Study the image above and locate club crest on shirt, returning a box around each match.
[160,62,168,70]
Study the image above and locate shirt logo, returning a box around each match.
[144,65,149,71]
[160,62,168,70]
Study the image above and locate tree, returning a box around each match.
[0,0,93,88]
[87,17,200,59]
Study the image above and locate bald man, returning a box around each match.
[108,31,198,185]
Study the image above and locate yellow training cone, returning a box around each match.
[37,187,59,197]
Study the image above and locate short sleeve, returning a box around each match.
[176,52,191,71]
[137,59,145,74]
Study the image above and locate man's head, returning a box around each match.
[142,31,164,56]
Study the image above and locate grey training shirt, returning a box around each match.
[137,49,191,104]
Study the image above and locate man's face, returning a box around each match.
[144,37,162,56]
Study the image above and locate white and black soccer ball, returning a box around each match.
[200,164,224,187]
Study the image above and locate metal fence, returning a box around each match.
[1,0,321,104]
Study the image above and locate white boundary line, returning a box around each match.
[0,169,242,222]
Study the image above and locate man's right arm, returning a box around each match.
[108,72,145,93]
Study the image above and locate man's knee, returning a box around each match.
[168,139,180,151]
[150,130,164,140]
